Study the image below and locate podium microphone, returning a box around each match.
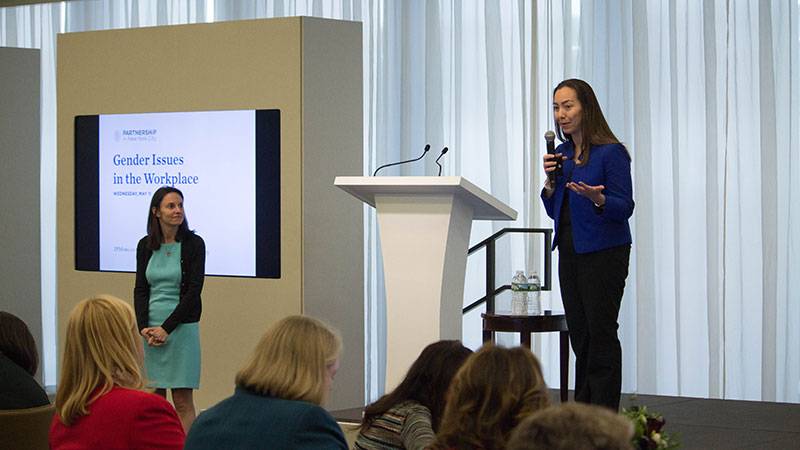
[435,147,449,176]
[544,131,561,185]
[373,144,431,176]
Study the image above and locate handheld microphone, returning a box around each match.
[373,144,431,176]
[435,147,449,176]
[544,131,561,185]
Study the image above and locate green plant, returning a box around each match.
[622,395,681,450]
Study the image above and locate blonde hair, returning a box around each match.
[431,345,550,450]
[235,315,341,406]
[55,295,145,426]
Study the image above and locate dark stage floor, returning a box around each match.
[332,390,800,449]
[613,392,800,449]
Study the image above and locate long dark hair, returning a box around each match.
[553,78,629,166]
[0,311,40,376]
[360,340,472,433]
[146,186,191,250]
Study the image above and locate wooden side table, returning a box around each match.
[481,313,570,402]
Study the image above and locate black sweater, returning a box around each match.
[0,352,49,409]
[134,231,205,334]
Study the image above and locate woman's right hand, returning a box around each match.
[543,152,565,178]
[542,153,565,197]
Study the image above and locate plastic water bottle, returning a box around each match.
[528,271,542,315]
[511,270,529,316]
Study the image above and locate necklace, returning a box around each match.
[166,246,172,257]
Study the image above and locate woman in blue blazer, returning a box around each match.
[542,79,634,411]
[184,315,347,450]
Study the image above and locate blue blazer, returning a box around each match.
[184,387,348,450]
[541,141,634,254]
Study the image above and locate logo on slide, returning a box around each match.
[118,129,158,142]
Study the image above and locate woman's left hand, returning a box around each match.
[566,181,606,206]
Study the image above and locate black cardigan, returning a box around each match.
[0,352,50,409]
[134,231,205,334]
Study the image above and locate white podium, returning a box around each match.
[335,176,517,389]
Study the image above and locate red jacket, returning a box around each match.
[50,386,185,450]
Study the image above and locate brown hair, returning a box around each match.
[0,311,39,375]
[431,345,550,450]
[507,402,635,450]
[553,78,629,166]
[360,340,472,433]
[235,315,341,406]
[55,295,146,426]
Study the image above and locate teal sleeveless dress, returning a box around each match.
[143,242,201,389]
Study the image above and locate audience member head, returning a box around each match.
[431,344,550,450]
[56,295,145,426]
[0,311,40,376]
[507,402,635,450]
[361,340,472,432]
[235,315,342,406]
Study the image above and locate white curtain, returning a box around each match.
[2,0,798,403]
[535,0,800,402]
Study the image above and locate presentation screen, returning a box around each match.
[74,109,281,278]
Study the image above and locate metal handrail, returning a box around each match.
[462,227,553,315]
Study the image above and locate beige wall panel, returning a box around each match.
[57,17,362,411]
[300,17,364,410]
[0,46,42,382]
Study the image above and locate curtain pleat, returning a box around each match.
[629,0,655,396]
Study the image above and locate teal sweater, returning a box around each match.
[184,387,347,450]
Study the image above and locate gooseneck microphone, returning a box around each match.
[544,131,561,185]
[373,144,431,176]
[435,147,449,176]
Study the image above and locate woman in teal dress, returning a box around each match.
[134,186,205,433]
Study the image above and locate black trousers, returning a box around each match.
[558,235,630,411]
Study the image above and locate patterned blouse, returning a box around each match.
[353,400,435,450]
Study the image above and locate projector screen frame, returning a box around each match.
[74,109,282,279]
